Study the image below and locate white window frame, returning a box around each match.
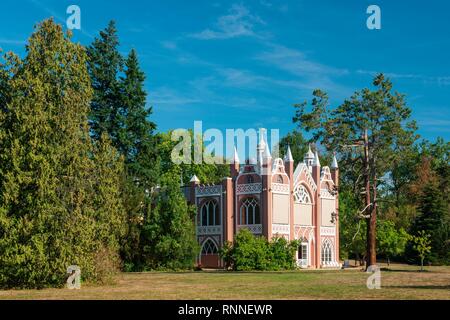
[294,185,312,204]
[321,239,333,265]
[297,239,309,267]
[239,197,260,225]
[200,200,220,226]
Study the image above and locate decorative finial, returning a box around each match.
[331,152,338,169]
[313,150,321,167]
[190,175,200,183]
[284,145,293,162]
[233,146,240,164]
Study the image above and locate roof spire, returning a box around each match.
[305,144,314,160]
[331,152,338,169]
[304,144,314,168]
[257,128,267,166]
[257,128,267,150]
[233,146,240,164]
[284,145,293,162]
[313,150,321,167]
[264,140,272,159]
[190,175,200,183]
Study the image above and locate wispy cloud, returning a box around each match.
[257,44,349,77]
[259,0,273,8]
[191,4,265,40]
[357,69,450,86]
[259,0,288,13]
[149,87,201,107]
[420,119,450,126]
[419,118,450,132]
[0,38,26,46]
[255,44,352,98]
[161,40,177,50]
[28,0,94,39]
[215,67,321,92]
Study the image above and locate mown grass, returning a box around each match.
[0,263,449,300]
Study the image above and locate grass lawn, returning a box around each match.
[0,263,449,300]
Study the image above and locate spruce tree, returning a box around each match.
[87,23,166,270]
[409,183,449,264]
[87,20,123,141]
[118,48,159,186]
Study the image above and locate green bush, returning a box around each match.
[220,229,299,271]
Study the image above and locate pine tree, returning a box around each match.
[293,74,418,268]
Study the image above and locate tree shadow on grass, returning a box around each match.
[386,285,450,290]
[380,268,433,273]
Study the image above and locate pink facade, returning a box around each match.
[185,130,340,269]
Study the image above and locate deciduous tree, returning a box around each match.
[293,74,418,268]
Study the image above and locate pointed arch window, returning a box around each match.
[239,197,260,225]
[201,239,218,255]
[200,200,220,226]
[321,239,333,264]
[294,185,312,204]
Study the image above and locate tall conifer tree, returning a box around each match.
[87,20,123,141]
[0,19,125,288]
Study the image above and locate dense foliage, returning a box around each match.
[0,15,448,288]
[0,20,126,288]
[220,229,299,271]
[291,76,449,267]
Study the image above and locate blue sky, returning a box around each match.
[1,0,449,143]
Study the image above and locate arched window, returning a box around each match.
[201,239,218,255]
[200,200,220,226]
[294,185,312,204]
[239,197,260,225]
[297,237,308,260]
[246,175,254,183]
[321,240,333,264]
[276,175,283,183]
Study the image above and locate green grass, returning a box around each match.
[1,263,449,300]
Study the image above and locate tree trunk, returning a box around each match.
[364,129,377,270]
[367,194,377,267]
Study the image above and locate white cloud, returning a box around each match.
[0,38,26,45]
[191,4,265,40]
[149,87,201,106]
[255,44,352,98]
[257,44,349,77]
[279,5,289,13]
[357,70,450,86]
[161,41,177,50]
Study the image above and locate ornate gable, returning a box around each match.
[320,166,336,194]
[293,163,317,192]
